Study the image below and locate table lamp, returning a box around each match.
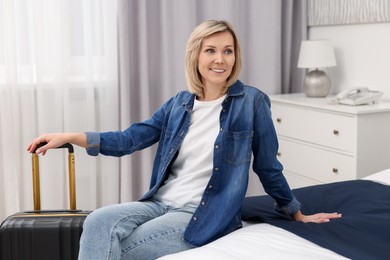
[297,40,337,97]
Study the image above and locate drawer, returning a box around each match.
[283,170,322,189]
[277,138,356,184]
[271,103,356,153]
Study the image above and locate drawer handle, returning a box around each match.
[333,129,339,135]
[332,168,338,174]
[276,118,282,123]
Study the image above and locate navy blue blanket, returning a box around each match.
[241,180,390,260]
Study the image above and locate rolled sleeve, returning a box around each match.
[275,197,301,216]
[85,132,100,156]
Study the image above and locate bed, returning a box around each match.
[159,169,390,260]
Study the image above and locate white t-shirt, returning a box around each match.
[153,94,226,208]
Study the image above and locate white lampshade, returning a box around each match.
[297,40,337,69]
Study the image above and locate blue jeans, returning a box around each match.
[78,200,195,260]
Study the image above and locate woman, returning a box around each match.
[27,20,341,259]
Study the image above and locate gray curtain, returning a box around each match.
[282,0,307,93]
[117,0,307,202]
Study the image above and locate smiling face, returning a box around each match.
[197,31,236,90]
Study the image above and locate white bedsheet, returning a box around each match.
[158,168,390,260]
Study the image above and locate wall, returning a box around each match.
[309,22,390,99]
[307,0,390,100]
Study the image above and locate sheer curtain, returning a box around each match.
[117,0,307,202]
[0,0,119,221]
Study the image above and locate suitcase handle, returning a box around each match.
[33,142,75,153]
[32,142,77,211]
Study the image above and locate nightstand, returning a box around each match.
[269,93,390,188]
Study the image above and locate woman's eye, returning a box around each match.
[224,49,233,54]
[206,49,215,53]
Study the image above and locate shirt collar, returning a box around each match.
[226,80,244,97]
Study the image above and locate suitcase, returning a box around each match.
[0,143,91,260]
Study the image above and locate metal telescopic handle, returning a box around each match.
[32,143,76,211]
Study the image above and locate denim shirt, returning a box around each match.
[86,80,301,247]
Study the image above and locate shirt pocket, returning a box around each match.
[223,130,254,166]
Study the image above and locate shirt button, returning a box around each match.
[220,128,223,132]
[201,201,205,206]
[208,185,213,189]
[215,145,219,149]
[193,216,197,221]
[214,167,219,171]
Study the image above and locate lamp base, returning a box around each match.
[303,69,331,97]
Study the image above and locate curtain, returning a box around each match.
[282,0,307,93]
[117,0,307,202]
[0,0,119,221]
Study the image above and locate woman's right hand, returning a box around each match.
[27,133,87,155]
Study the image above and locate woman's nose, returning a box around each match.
[214,53,224,63]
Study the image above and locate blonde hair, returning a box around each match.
[185,20,242,97]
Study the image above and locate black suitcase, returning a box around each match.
[0,143,91,260]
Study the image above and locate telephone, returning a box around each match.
[335,87,383,106]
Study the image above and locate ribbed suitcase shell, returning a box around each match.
[0,143,91,260]
[0,211,88,260]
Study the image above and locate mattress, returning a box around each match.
[158,168,390,259]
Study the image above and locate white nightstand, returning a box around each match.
[269,93,390,188]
